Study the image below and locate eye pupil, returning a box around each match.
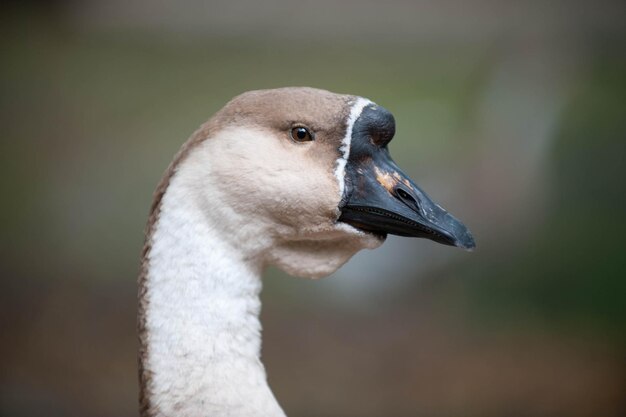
[291,126,313,142]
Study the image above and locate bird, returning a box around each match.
[138,87,475,417]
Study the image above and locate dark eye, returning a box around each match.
[290,126,314,142]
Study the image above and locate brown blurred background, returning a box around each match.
[1,1,625,416]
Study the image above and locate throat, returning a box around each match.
[138,175,285,417]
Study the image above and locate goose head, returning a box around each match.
[176,87,474,278]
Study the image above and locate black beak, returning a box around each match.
[338,104,475,250]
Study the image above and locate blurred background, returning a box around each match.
[1,0,625,416]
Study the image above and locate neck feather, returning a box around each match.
[138,161,285,417]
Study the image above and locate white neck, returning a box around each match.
[140,110,384,416]
[141,165,286,417]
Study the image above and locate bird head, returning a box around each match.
[176,87,474,278]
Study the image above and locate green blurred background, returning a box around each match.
[1,1,625,416]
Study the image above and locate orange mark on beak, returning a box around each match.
[374,166,399,194]
[392,172,413,190]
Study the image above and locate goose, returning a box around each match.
[138,87,475,417]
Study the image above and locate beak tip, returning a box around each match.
[449,225,476,251]
[455,232,476,251]
[462,244,476,252]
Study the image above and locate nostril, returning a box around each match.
[396,188,414,202]
[395,187,425,216]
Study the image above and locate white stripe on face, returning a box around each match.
[335,97,372,201]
